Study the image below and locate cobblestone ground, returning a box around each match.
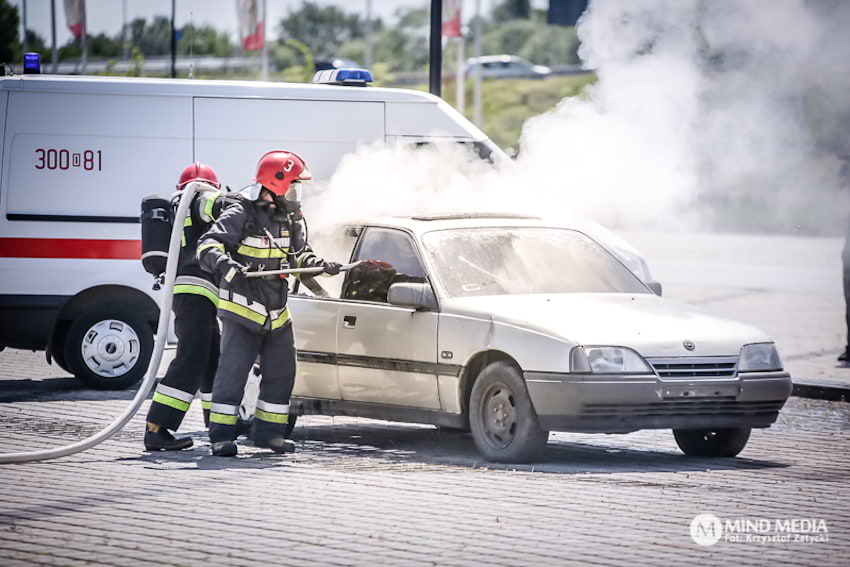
[0,349,848,566]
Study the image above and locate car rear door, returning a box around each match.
[336,227,440,409]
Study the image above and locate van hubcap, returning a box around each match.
[80,319,140,378]
[480,382,517,448]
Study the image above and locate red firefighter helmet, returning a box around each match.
[177,162,220,190]
[254,150,312,196]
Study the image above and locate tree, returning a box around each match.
[129,16,172,56]
[493,0,531,23]
[277,2,369,59]
[177,25,233,57]
[0,0,21,64]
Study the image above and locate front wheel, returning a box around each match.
[469,361,549,463]
[673,428,751,457]
[63,306,154,390]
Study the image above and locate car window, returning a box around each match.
[341,227,427,303]
[422,227,650,297]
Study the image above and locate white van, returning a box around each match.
[0,73,500,388]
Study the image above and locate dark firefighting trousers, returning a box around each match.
[146,293,220,431]
[844,257,850,350]
[207,318,296,444]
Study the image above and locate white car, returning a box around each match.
[465,55,552,80]
[286,214,792,463]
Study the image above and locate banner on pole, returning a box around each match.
[64,0,85,38]
[442,0,462,37]
[237,0,265,51]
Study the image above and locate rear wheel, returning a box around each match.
[673,428,751,457]
[63,306,154,390]
[469,361,548,463]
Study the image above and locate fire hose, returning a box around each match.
[0,184,353,464]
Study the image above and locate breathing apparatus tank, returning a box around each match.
[140,195,173,285]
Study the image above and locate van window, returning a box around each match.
[341,228,427,303]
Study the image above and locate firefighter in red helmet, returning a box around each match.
[144,163,232,450]
[198,150,341,456]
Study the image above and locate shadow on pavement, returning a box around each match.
[0,377,138,403]
[288,422,789,476]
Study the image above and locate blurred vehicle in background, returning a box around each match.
[465,55,552,80]
[314,58,362,72]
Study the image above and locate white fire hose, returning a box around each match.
[0,184,359,465]
[0,182,200,464]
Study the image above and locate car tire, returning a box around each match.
[469,361,549,463]
[673,427,751,457]
[63,306,154,390]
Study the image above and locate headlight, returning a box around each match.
[738,343,783,372]
[570,346,653,374]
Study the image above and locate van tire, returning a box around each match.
[469,361,549,463]
[63,306,153,390]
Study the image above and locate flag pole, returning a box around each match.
[429,0,442,97]
[260,0,268,80]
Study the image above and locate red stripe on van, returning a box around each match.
[0,238,142,259]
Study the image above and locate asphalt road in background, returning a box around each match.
[0,230,847,565]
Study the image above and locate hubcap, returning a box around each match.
[80,319,140,378]
[480,382,518,449]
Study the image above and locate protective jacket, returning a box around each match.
[173,188,230,305]
[197,198,327,333]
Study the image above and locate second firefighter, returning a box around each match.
[198,150,341,457]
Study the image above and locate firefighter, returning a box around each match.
[840,156,850,362]
[143,163,230,450]
[198,150,341,457]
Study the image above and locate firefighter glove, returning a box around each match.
[323,262,342,276]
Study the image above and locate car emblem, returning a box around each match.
[683,340,696,351]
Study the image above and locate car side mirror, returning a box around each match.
[387,282,437,310]
[646,280,663,296]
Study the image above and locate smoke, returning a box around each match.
[305,0,850,245]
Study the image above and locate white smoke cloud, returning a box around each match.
[306,0,850,244]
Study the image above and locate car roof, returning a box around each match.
[348,214,597,236]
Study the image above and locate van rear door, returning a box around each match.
[193,98,385,185]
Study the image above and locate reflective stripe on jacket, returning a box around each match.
[197,198,325,333]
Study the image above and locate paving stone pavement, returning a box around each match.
[0,348,848,566]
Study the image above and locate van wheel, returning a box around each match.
[63,306,153,390]
[673,428,751,457]
[469,361,549,463]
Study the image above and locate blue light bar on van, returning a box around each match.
[23,52,41,74]
[312,68,373,87]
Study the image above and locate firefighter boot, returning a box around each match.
[144,423,193,451]
[235,417,254,438]
[252,419,295,454]
[211,441,237,457]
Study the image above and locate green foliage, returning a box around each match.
[177,25,233,57]
[278,1,370,60]
[492,0,532,22]
[480,20,580,66]
[129,16,172,56]
[0,0,20,64]
[370,7,429,72]
[443,73,596,150]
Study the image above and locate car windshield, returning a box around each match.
[421,227,650,297]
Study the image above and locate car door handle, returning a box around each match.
[342,315,357,328]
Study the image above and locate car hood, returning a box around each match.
[441,293,773,357]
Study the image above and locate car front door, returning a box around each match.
[336,227,440,409]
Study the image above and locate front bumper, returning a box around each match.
[524,371,792,433]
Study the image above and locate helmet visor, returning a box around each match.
[284,182,303,203]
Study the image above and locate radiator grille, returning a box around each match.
[647,356,738,379]
[582,399,784,418]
